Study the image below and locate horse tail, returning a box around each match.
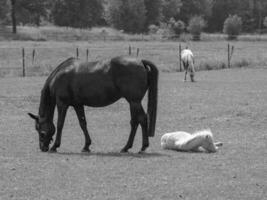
[142,60,159,137]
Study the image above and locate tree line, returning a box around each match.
[1,0,267,34]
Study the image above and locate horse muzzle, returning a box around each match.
[40,143,49,152]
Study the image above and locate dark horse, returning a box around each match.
[29,56,158,153]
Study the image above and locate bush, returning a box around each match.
[148,24,159,34]
[169,18,185,37]
[187,16,206,41]
[223,15,242,40]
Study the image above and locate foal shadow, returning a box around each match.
[56,151,168,158]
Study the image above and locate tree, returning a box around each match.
[187,16,206,40]
[178,0,213,24]
[52,0,104,28]
[10,0,16,33]
[107,0,147,33]
[223,15,242,40]
[144,0,162,27]
[16,0,49,26]
[169,17,185,37]
[161,0,182,22]
[208,0,241,32]
[0,0,10,25]
[264,16,267,28]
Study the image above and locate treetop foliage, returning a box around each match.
[3,0,267,34]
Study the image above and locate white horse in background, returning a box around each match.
[181,48,195,82]
[161,129,222,153]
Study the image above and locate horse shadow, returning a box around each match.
[56,151,169,158]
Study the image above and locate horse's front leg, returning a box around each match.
[50,103,68,152]
[74,105,91,152]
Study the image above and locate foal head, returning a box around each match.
[28,113,55,152]
[200,130,217,153]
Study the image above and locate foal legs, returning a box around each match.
[74,105,91,152]
[50,103,68,152]
[183,62,188,82]
[190,66,195,82]
[184,70,188,82]
[120,102,148,153]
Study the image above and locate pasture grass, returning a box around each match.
[0,40,267,77]
[0,69,266,199]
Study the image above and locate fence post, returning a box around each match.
[76,47,79,59]
[86,48,89,61]
[22,48,25,77]
[230,45,234,63]
[228,43,230,68]
[136,48,139,57]
[129,45,131,55]
[179,44,182,72]
[32,49,35,65]
[227,43,235,68]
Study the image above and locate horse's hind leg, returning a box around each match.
[190,67,195,82]
[74,105,91,152]
[121,102,146,153]
[183,62,187,82]
[184,70,187,82]
[139,106,149,153]
[50,103,68,152]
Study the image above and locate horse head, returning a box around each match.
[28,113,55,152]
[201,130,217,153]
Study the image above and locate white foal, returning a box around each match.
[181,48,195,82]
[161,129,222,153]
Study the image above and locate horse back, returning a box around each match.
[47,56,148,106]
[110,56,148,101]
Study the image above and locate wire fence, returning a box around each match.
[0,41,267,77]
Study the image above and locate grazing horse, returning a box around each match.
[161,129,222,153]
[181,48,195,82]
[28,56,158,153]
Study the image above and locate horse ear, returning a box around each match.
[28,113,39,121]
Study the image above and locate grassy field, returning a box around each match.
[0,40,267,77]
[2,26,267,42]
[0,67,266,199]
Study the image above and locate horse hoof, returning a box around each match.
[120,149,128,153]
[81,148,90,153]
[138,150,145,154]
[49,148,57,153]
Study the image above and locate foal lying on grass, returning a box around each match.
[161,129,222,153]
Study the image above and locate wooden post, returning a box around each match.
[22,48,25,77]
[86,49,89,61]
[227,43,235,68]
[179,44,182,72]
[76,47,79,59]
[129,45,131,55]
[136,48,139,57]
[231,45,234,60]
[228,43,230,68]
[32,49,35,65]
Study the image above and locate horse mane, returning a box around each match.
[45,57,76,86]
[192,129,213,138]
[38,57,76,118]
